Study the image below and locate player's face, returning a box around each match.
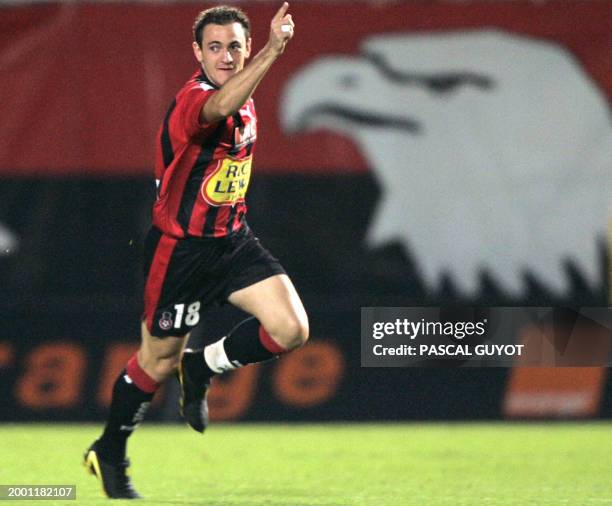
[193,22,251,87]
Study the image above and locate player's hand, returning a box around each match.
[269,2,294,54]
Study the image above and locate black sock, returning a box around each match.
[222,316,280,366]
[97,370,154,463]
[194,318,286,377]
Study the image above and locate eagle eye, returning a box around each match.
[339,74,359,89]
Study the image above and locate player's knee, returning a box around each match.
[138,348,181,381]
[271,314,309,351]
[152,356,181,379]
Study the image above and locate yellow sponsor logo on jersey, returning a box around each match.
[201,157,252,206]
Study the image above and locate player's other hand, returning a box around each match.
[269,2,294,54]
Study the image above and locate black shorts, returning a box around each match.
[142,224,285,337]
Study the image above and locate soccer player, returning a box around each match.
[84,3,308,499]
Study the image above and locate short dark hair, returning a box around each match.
[193,5,251,47]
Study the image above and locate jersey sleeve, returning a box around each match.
[174,83,218,139]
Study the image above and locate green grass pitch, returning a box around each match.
[1,423,611,505]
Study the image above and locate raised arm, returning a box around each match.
[202,2,295,123]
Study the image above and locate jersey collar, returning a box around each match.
[196,68,220,90]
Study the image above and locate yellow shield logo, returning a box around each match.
[201,157,252,206]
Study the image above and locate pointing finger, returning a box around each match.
[273,2,289,21]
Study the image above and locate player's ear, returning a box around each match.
[192,41,203,63]
[245,37,252,58]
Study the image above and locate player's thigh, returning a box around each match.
[227,274,309,347]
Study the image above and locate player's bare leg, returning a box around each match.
[85,325,187,499]
[179,274,308,432]
[138,323,189,382]
[227,274,309,350]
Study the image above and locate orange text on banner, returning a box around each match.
[273,340,344,408]
[15,342,86,409]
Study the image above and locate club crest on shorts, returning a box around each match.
[158,311,174,331]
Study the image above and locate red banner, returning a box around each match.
[504,368,607,418]
[2,2,612,174]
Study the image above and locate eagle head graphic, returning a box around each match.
[282,30,612,296]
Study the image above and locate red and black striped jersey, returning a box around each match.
[152,69,257,238]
